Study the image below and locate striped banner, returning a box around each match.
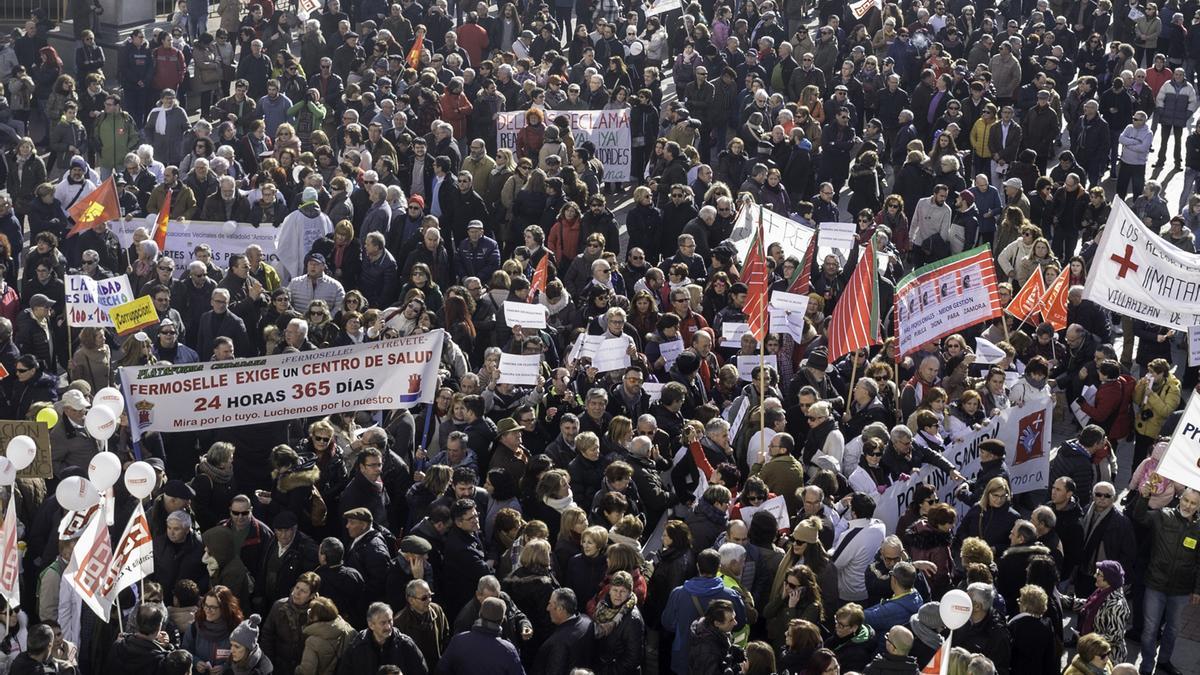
[828,241,880,359]
[894,246,1002,357]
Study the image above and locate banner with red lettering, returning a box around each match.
[64,508,113,620]
[0,499,18,608]
[119,331,445,439]
[496,109,631,181]
[105,502,153,599]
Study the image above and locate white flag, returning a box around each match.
[104,502,153,600]
[1157,395,1200,491]
[0,499,19,608]
[64,507,113,621]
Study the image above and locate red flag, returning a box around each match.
[788,230,817,295]
[66,176,120,238]
[528,255,549,302]
[407,35,424,69]
[742,208,769,342]
[828,241,880,359]
[1040,268,1071,331]
[1005,269,1045,322]
[153,189,172,252]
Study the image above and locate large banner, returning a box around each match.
[108,220,281,279]
[1156,394,1200,490]
[1082,198,1200,330]
[894,246,1002,357]
[875,399,1052,534]
[120,330,445,438]
[727,207,815,266]
[497,109,632,182]
[66,275,135,328]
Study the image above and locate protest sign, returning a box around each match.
[109,295,159,336]
[108,220,281,279]
[736,354,778,381]
[593,338,632,372]
[739,495,791,530]
[974,337,1008,364]
[497,109,632,181]
[644,0,681,15]
[1189,326,1200,367]
[729,208,815,266]
[769,291,810,314]
[120,331,445,439]
[567,333,605,364]
[1156,394,1200,490]
[721,322,753,348]
[66,275,135,328]
[658,338,685,369]
[644,382,665,403]
[874,399,1052,533]
[0,420,51,479]
[503,301,548,329]
[499,353,542,385]
[818,222,857,254]
[894,246,1002,357]
[1082,198,1200,330]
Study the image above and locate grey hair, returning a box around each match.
[629,435,653,456]
[890,424,914,441]
[289,318,309,338]
[166,510,193,529]
[138,239,160,259]
[477,575,501,595]
[187,261,206,276]
[406,579,431,597]
[1032,505,1057,529]
[366,601,393,621]
[718,542,746,567]
[705,417,730,435]
[966,582,995,609]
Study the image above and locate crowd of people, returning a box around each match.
[0,0,1197,672]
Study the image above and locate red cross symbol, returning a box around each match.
[1110,244,1139,279]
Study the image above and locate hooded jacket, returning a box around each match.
[201,526,252,608]
[296,617,355,675]
[661,575,747,675]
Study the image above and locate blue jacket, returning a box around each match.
[455,236,501,283]
[970,184,1003,233]
[661,575,747,675]
[358,249,399,309]
[864,589,923,647]
[437,622,525,675]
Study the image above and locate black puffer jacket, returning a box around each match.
[501,564,560,653]
[595,604,645,675]
[687,618,740,675]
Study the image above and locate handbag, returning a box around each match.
[198,62,222,85]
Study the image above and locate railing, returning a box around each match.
[0,0,64,26]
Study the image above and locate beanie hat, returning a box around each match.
[300,187,319,206]
[958,189,975,206]
[231,614,262,649]
[793,516,821,544]
[1096,560,1125,588]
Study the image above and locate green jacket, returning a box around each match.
[1132,492,1200,595]
[94,111,139,171]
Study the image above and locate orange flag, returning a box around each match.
[528,254,548,302]
[407,35,424,69]
[1005,269,1046,322]
[66,176,120,238]
[153,190,172,252]
[1040,268,1072,330]
[922,644,946,675]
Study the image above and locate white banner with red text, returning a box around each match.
[1081,198,1200,330]
[874,399,1053,534]
[119,331,445,439]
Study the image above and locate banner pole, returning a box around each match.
[757,204,767,469]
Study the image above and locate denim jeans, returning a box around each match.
[1140,588,1188,672]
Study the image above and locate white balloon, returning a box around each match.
[223,220,238,235]
[56,476,101,512]
[6,435,37,471]
[85,405,118,441]
[0,458,16,487]
[94,387,125,415]
[88,452,122,491]
[123,461,157,499]
[939,589,973,630]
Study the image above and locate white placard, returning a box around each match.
[974,337,1007,365]
[738,495,791,530]
[819,222,857,253]
[721,322,753,348]
[769,291,810,314]
[736,354,778,382]
[645,0,682,16]
[1189,326,1200,367]
[644,382,665,403]
[66,274,136,328]
[498,353,542,385]
[1070,384,1097,427]
[503,301,548,329]
[109,219,281,279]
[1157,394,1200,490]
[568,333,606,364]
[659,338,685,369]
[593,338,632,372]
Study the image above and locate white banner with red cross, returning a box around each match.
[1082,198,1200,330]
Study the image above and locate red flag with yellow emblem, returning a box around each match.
[66,176,120,238]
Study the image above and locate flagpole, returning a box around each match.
[757,203,767,470]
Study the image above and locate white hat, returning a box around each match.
[1003,177,1023,189]
[61,389,90,411]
